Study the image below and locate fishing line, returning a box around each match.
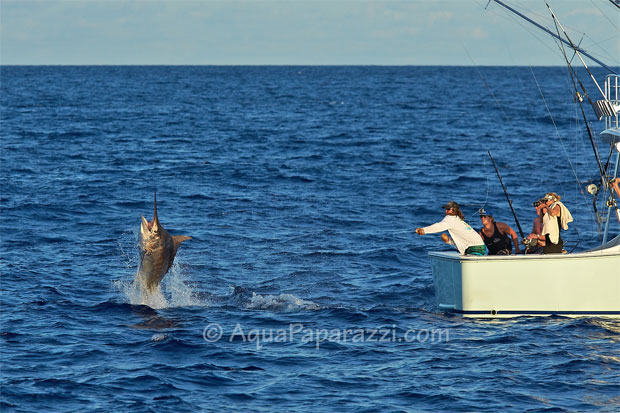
[382,230,414,235]
[481,155,491,210]
[464,157,493,223]
[581,32,620,66]
[529,67,597,240]
[529,68,587,197]
[489,0,617,74]
[594,0,620,30]
[486,4,574,167]
[460,45,520,224]
[487,0,613,183]
[484,0,571,66]
[488,150,526,239]
[461,44,510,124]
[548,12,609,175]
[483,4,576,215]
[547,4,620,240]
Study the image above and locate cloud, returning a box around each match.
[565,8,603,17]
[369,26,421,40]
[428,11,454,25]
[471,27,488,40]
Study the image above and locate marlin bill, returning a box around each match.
[137,193,191,294]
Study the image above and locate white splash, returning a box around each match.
[112,276,168,309]
[114,251,202,309]
[161,257,203,308]
[247,292,320,312]
[150,333,168,342]
[116,233,316,311]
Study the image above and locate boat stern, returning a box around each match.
[430,251,464,313]
[429,249,620,318]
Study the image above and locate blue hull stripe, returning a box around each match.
[449,309,620,315]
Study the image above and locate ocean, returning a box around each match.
[1,66,618,412]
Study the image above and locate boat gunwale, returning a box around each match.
[428,249,620,261]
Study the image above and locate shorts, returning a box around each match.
[465,245,487,256]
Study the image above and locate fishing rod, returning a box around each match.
[546,2,610,107]
[545,3,620,238]
[488,151,526,240]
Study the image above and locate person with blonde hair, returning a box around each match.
[415,201,486,256]
[537,192,573,254]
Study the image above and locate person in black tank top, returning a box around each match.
[478,209,520,255]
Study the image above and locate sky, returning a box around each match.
[1,0,618,66]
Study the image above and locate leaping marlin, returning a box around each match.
[137,193,191,294]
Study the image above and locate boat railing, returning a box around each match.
[604,74,620,131]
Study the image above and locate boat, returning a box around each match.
[430,1,620,318]
[431,237,620,318]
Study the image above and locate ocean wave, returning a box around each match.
[3,65,619,412]
[246,292,321,312]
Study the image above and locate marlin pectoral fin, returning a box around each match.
[172,235,192,252]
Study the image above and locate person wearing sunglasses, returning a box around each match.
[538,192,573,254]
[523,199,546,254]
[415,201,487,256]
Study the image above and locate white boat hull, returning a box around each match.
[430,241,620,318]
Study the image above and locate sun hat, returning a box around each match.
[442,201,459,209]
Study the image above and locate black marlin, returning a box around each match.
[137,193,191,294]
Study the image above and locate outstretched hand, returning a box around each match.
[415,228,425,235]
[611,177,620,195]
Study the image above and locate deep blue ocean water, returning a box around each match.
[1,66,619,412]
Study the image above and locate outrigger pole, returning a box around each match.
[486,0,618,75]
[544,1,620,242]
[488,151,526,240]
[546,6,608,182]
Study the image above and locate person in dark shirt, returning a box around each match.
[523,198,546,254]
[478,209,520,255]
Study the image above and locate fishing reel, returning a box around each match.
[522,238,538,248]
[586,184,598,196]
[574,91,584,103]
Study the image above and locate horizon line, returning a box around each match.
[2,63,609,68]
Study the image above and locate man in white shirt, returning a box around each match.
[415,201,487,255]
